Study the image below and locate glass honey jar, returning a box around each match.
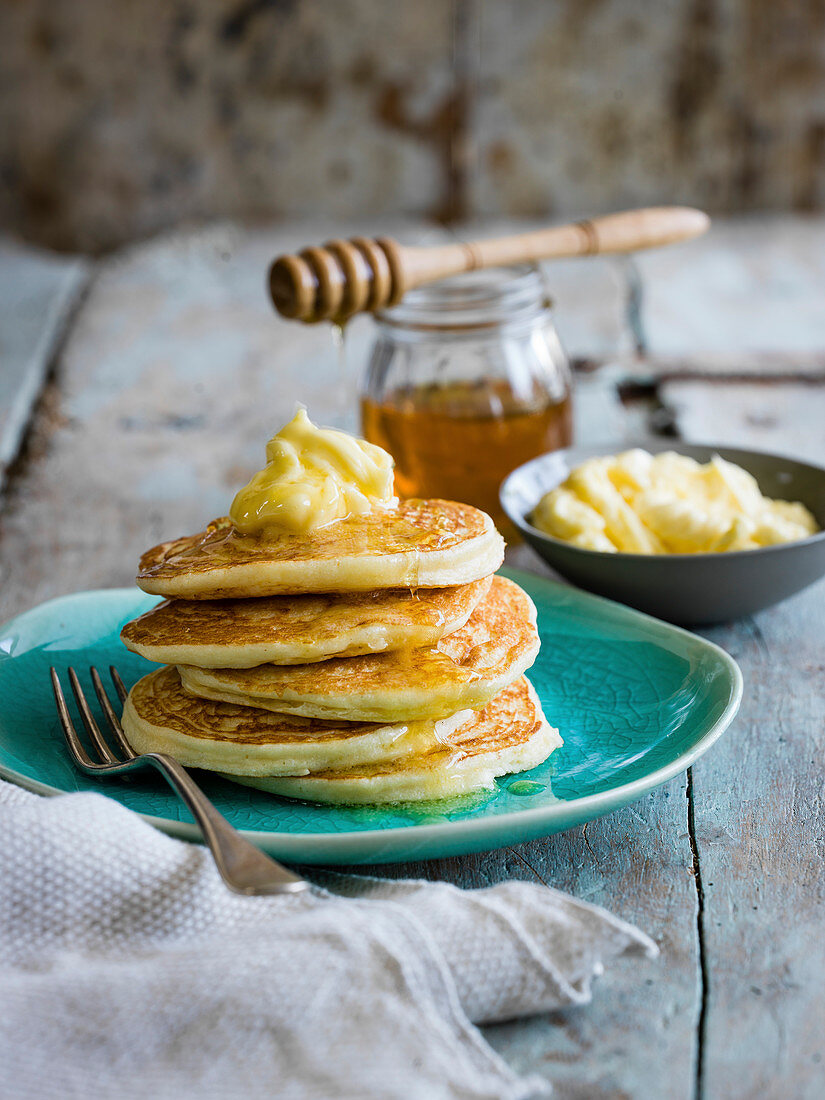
[360,265,573,537]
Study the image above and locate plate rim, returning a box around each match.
[0,577,743,859]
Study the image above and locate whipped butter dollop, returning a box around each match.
[532,449,819,554]
[229,408,397,537]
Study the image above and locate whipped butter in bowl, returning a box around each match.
[501,442,825,624]
[531,449,818,554]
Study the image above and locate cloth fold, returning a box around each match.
[0,779,656,1099]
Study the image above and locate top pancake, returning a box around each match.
[178,576,539,722]
[121,577,491,668]
[136,500,504,599]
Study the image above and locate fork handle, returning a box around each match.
[143,753,307,895]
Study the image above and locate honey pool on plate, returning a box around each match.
[362,378,572,537]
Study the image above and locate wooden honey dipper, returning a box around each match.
[268,206,709,323]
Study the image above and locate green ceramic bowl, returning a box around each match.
[501,441,825,625]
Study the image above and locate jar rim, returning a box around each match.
[376,264,550,331]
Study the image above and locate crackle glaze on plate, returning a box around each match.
[0,569,742,864]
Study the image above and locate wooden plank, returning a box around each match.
[0,238,90,487]
[659,380,825,464]
[473,788,698,1100]
[666,379,825,1098]
[696,593,825,1099]
[0,221,696,1098]
[634,217,825,366]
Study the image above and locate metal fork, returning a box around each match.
[50,665,308,896]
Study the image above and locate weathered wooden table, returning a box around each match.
[2,217,823,1099]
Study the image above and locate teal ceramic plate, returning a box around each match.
[0,569,742,864]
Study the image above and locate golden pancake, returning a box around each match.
[135,500,504,599]
[178,576,539,722]
[122,665,470,776]
[120,577,491,669]
[227,677,562,804]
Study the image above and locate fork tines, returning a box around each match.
[50,666,135,771]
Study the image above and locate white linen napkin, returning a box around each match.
[0,779,657,1099]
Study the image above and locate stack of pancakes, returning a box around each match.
[121,500,562,805]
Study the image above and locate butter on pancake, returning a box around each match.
[121,578,491,669]
[122,665,470,776]
[227,677,561,804]
[229,408,397,538]
[178,576,539,722]
[136,500,504,599]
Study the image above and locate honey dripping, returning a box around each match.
[361,378,572,539]
[329,321,350,430]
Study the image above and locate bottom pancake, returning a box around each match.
[122,665,470,776]
[226,677,562,805]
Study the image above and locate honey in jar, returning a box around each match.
[362,379,571,533]
[359,266,573,537]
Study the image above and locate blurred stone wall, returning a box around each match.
[1,0,824,253]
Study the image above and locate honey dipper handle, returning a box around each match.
[398,206,710,290]
[268,206,709,322]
